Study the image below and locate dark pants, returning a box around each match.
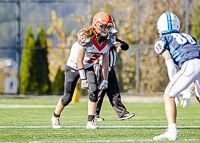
[94,64,129,118]
[62,65,98,106]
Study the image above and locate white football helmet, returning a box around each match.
[157,12,180,35]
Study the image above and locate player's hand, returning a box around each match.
[113,42,122,52]
[174,95,180,107]
[99,80,108,90]
[81,79,90,89]
[180,88,193,108]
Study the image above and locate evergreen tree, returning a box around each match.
[35,24,50,93]
[191,2,200,43]
[20,25,36,93]
[51,67,64,94]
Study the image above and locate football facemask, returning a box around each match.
[99,24,114,37]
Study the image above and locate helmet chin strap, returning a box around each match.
[100,32,108,37]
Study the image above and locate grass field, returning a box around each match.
[0,96,200,143]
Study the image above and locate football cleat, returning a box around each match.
[86,120,99,129]
[119,113,135,120]
[153,130,179,141]
[51,116,62,129]
[94,116,105,122]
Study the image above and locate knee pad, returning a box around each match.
[89,90,98,102]
[61,93,72,106]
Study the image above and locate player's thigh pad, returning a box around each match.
[62,66,79,106]
[86,66,98,102]
[89,90,98,102]
[165,59,200,97]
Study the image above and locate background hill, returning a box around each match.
[0,1,89,59]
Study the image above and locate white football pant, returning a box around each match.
[165,59,200,97]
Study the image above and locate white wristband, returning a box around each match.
[79,69,86,80]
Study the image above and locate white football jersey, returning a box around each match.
[94,35,117,68]
[94,48,116,68]
[67,35,113,70]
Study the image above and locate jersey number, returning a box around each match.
[87,54,101,63]
[171,33,197,45]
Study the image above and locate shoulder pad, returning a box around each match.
[154,37,167,54]
[78,34,91,46]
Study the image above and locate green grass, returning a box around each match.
[0,97,200,142]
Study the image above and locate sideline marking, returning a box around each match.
[76,139,200,142]
[27,139,200,142]
[0,104,72,108]
[0,125,199,128]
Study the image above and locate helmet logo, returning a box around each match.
[166,13,172,30]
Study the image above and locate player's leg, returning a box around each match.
[163,94,176,124]
[196,96,200,103]
[194,80,200,103]
[107,68,134,120]
[94,89,106,121]
[52,66,79,129]
[51,97,64,129]
[153,59,200,140]
[93,64,106,121]
[85,66,99,129]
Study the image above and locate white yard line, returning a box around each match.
[0,104,72,108]
[27,139,200,142]
[76,139,200,142]
[0,125,199,128]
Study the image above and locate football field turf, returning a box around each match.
[0,96,200,142]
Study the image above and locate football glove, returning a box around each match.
[99,80,108,90]
[174,95,180,107]
[109,35,116,43]
[81,79,90,89]
[180,88,193,108]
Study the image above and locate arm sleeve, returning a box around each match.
[116,38,129,51]
[165,59,177,81]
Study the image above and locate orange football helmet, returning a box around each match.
[92,12,114,37]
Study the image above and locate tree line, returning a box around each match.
[20,24,64,94]
[20,0,200,94]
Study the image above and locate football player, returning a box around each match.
[153,12,200,140]
[51,12,115,129]
[93,23,135,121]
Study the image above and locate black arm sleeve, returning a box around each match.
[116,38,129,51]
